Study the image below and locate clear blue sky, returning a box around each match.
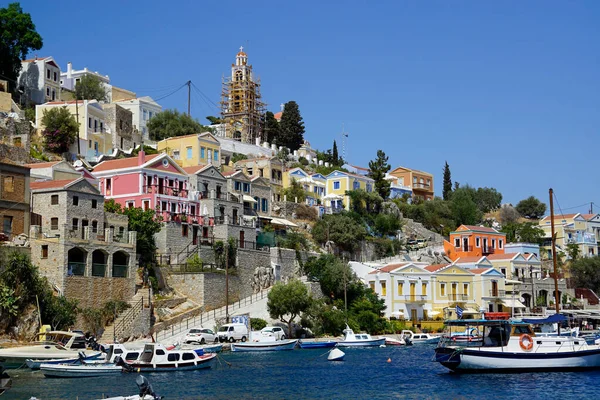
[20,0,600,214]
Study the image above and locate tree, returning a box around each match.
[332,140,339,165]
[368,150,391,199]
[570,257,600,294]
[206,116,222,125]
[516,196,547,220]
[74,74,108,102]
[40,107,79,153]
[566,243,580,261]
[499,204,521,225]
[442,161,452,201]
[500,221,518,242]
[263,111,280,144]
[373,213,402,237]
[231,153,247,163]
[104,199,123,214]
[278,101,305,151]
[282,178,306,203]
[0,3,43,93]
[121,207,163,265]
[474,187,502,213]
[515,222,545,244]
[451,188,482,226]
[146,109,213,141]
[312,214,367,255]
[267,279,311,338]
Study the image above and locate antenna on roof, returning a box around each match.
[341,124,349,163]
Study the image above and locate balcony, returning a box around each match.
[112,264,128,278]
[455,246,473,252]
[402,295,427,302]
[68,262,86,276]
[144,185,188,198]
[412,183,432,191]
[488,290,506,298]
[92,263,107,277]
[482,246,495,255]
[448,294,468,301]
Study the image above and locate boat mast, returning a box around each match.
[549,189,560,316]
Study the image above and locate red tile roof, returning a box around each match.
[487,253,517,260]
[470,268,491,274]
[181,165,206,175]
[454,256,484,263]
[424,264,450,272]
[30,179,77,190]
[351,165,370,172]
[581,214,597,221]
[93,154,160,172]
[24,161,61,168]
[368,263,407,274]
[461,225,501,234]
[274,112,282,120]
[22,57,49,62]
[540,213,578,221]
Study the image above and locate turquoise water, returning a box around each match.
[4,345,600,399]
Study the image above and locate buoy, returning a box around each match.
[387,358,391,363]
[328,348,345,361]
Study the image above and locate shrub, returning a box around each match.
[295,204,317,221]
[250,318,267,330]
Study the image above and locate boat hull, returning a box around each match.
[435,346,600,373]
[0,349,102,369]
[124,353,216,372]
[298,341,337,349]
[337,338,386,347]
[26,353,103,370]
[231,339,298,352]
[41,364,123,378]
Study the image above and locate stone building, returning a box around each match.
[102,103,142,151]
[250,176,272,218]
[0,162,30,239]
[234,157,283,201]
[29,177,137,306]
[25,160,82,181]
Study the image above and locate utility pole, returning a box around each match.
[549,189,560,317]
[591,202,594,214]
[225,242,229,323]
[187,80,191,117]
[75,98,80,156]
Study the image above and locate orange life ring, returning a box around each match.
[519,334,533,351]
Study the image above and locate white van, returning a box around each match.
[217,323,249,343]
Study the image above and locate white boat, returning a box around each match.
[26,351,102,369]
[40,362,123,378]
[381,336,406,346]
[98,375,162,400]
[521,314,579,337]
[336,326,385,347]
[117,343,215,372]
[411,333,440,344]
[103,343,144,363]
[231,338,298,352]
[0,331,101,369]
[435,319,600,372]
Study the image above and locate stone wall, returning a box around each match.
[0,117,32,152]
[0,92,11,113]
[270,247,301,280]
[154,221,194,261]
[212,223,256,244]
[63,276,136,309]
[167,272,242,310]
[237,248,271,296]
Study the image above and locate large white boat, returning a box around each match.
[336,326,385,347]
[0,331,101,369]
[434,319,600,373]
[40,362,123,378]
[117,343,215,372]
[231,338,298,352]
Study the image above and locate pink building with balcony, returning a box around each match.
[92,151,211,225]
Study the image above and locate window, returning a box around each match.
[397,282,403,295]
[186,147,192,159]
[333,181,340,190]
[3,176,14,193]
[440,283,446,296]
[475,237,480,247]
[51,195,59,205]
[422,282,427,295]
[353,181,360,190]
[182,224,188,237]
[173,150,180,160]
[3,216,12,236]
[182,353,195,361]
[214,150,219,161]
[190,205,196,216]
[369,281,375,291]
[92,220,98,233]
[463,283,468,295]
[162,201,167,211]
[46,69,50,79]
[46,87,50,96]
[243,183,250,193]
[73,196,79,206]
[126,201,135,209]
[234,181,241,191]
[501,268,506,277]
[142,200,150,211]
[143,110,148,120]
[381,281,387,296]
[491,239,496,249]
[51,218,58,230]
[72,218,78,230]
[499,239,503,249]
[200,147,205,159]
[156,349,165,356]
[88,117,92,128]
[119,119,123,130]
[91,199,97,209]
[366,184,372,193]
[94,119,98,131]
[454,238,460,248]
[51,90,55,100]
[53,71,57,81]
[105,178,112,195]
[149,111,153,119]
[41,245,48,259]
[100,122,103,132]
[261,198,268,212]
[89,140,92,147]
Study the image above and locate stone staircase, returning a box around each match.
[100,287,151,342]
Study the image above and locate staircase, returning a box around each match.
[100,287,151,342]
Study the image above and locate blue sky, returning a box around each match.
[19,0,599,213]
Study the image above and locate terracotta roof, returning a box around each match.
[24,161,61,168]
[30,179,77,191]
[274,112,282,120]
[581,214,597,220]
[221,170,238,177]
[93,154,160,172]
[368,263,407,274]
[454,256,484,263]
[461,225,501,234]
[540,213,578,221]
[470,268,491,274]
[43,100,88,105]
[424,264,450,272]
[487,253,517,260]
[181,165,206,175]
[23,57,49,62]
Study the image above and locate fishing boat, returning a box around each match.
[40,362,123,378]
[231,338,298,352]
[411,333,440,344]
[26,351,103,370]
[336,326,385,347]
[103,343,145,363]
[178,343,223,353]
[521,314,579,337]
[0,331,101,369]
[116,343,215,372]
[434,318,600,372]
[298,340,337,349]
[381,336,406,346]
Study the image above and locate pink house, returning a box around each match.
[92,151,209,225]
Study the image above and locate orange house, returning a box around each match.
[443,225,506,261]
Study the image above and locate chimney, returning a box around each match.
[67,62,72,79]
[138,149,145,165]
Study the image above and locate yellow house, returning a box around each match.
[539,213,600,259]
[35,100,112,161]
[427,264,481,319]
[325,170,374,210]
[157,132,221,168]
[283,167,326,205]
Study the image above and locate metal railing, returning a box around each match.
[113,296,144,342]
[112,265,128,278]
[402,295,427,302]
[482,247,495,254]
[488,290,505,298]
[91,263,106,277]
[448,293,468,301]
[153,288,270,342]
[68,262,86,276]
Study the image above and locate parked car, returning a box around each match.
[261,326,286,340]
[217,323,249,343]
[183,327,218,344]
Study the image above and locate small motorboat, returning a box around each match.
[26,351,103,370]
[231,338,299,352]
[178,343,223,353]
[411,333,440,344]
[40,362,123,378]
[98,375,163,400]
[117,343,215,372]
[381,336,406,346]
[327,348,345,361]
[298,340,337,349]
[103,343,145,363]
[336,326,385,347]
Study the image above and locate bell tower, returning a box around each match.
[220,47,265,143]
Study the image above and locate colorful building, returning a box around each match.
[388,166,434,201]
[157,132,221,168]
[539,213,600,258]
[283,167,326,206]
[234,157,284,200]
[325,170,374,211]
[443,225,507,261]
[18,56,62,105]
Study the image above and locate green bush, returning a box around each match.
[250,318,267,330]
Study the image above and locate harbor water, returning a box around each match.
[4,344,600,399]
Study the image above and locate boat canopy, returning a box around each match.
[444,319,508,326]
[522,314,568,324]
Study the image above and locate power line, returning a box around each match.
[191,82,220,110]
[153,82,188,102]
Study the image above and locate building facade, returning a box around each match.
[388,166,434,201]
[157,132,221,168]
[325,170,375,211]
[0,162,30,239]
[60,62,111,101]
[234,157,283,200]
[18,56,61,105]
[102,103,142,151]
[113,96,162,141]
[443,225,507,261]
[539,213,600,258]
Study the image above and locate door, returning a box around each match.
[463,237,469,252]
[81,220,89,239]
[239,230,245,248]
[158,178,164,194]
[192,226,198,245]
[410,283,416,300]
[492,281,498,297]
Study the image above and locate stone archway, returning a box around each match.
[91,249,108,277]
[112,251,129,278]
[67,247,87,276]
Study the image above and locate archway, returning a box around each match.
[538,290,548,307]
[67,247,87,276]
[522,293,531,309]
[91,249,108,277]
[112,251,129,278]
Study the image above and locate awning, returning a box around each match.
[462,308,480,315]
[429,311,441,316]
[322,193,343,200]
[270,217,298,227]
[242,195,257,203]
[505,279,523,285]
[522,314,567,324]
[502,299,527,309]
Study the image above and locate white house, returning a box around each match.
[113,96,162,141]
[18,56,62,105]
[60,62,112,101]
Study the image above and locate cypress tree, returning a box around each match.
[263,111,280,144]
[443,161,452,201]
[332,140,339,165]
[278,101,305,151]
[368,150,391,199]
